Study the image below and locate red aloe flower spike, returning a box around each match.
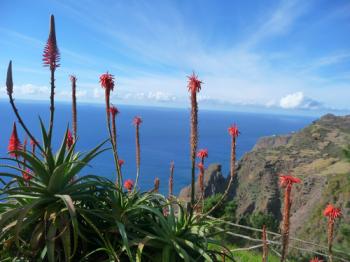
[22,168,32,182]
[133,116,142,126]
[124,179,134,192]
[228,123,239,181]
[188,72,202,210]
[43,15,60,142]
[323,204,342,262]
[110,105,119,148]
[8,122,22,157]
[169,161,174,198]
[100,72,115,121]
[279,175,301,188]
[187,72,202,93]
[100,72,115,92]
[118,159,124,167]
[197,149,208,162]
[70,75,77,140]
[134,116,142,188]
[323,204,342,222]
[66,129,74,149]
[279,174,301,262]
[262,225,268,262]
[43,15,60,70]
[100,72,122,185]
[228,124,240,138]
[154,177,160,193]
[110,105,119,118]
[310,258,323,262]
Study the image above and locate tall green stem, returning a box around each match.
[48,69,55,144]
[134,125,141,189]
[190,90,198,211]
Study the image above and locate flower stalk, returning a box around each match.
[187,72,202,210]
[100,72,122,186]
[195,149,208,212]
[110,105,119,148]
[133,116,142,189]
[70,75,77,140]
[117,159,124,186]
[203,124,239,216]
[323,204,342,262]
[154,177,160,193]
[279,174,301,262]
[43,15,60,143]
[6,61,43,153]
[169,161,174,198]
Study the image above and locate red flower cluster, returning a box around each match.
[187,72,202,93]
[110,105,119,118]
[118,159,125,167]
[310,257,323,262]
[323,204,342,222]
[43,15,60,70]
[124,179,134,191]
[133,116,142,127]
[66,129,74,149]
[279,175,301,188]
[228,124,240,138]
[8,123,21,157]
[100,72,115,91]
[197,149,208,159]
[22,169,32,182]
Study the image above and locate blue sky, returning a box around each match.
[0,0,350,114]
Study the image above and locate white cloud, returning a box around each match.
[0,84,50,99]
[147,91,176,102]
[119,91,177,103]
[279,92,323,110]
[93,88,104,99]
[280,92,304,109]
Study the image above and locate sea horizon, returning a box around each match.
[0,100,316,194]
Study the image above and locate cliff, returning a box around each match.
[179,114,350,250]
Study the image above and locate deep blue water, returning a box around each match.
[0,101,315,194]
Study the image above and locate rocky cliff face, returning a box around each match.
[179,114,350,248]
[178,164,227,202]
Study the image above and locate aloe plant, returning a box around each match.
[0,122,109,261]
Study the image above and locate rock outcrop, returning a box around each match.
[179,114,350,249]
[178,164,227,202]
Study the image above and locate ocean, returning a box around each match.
[0,101,315,194]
